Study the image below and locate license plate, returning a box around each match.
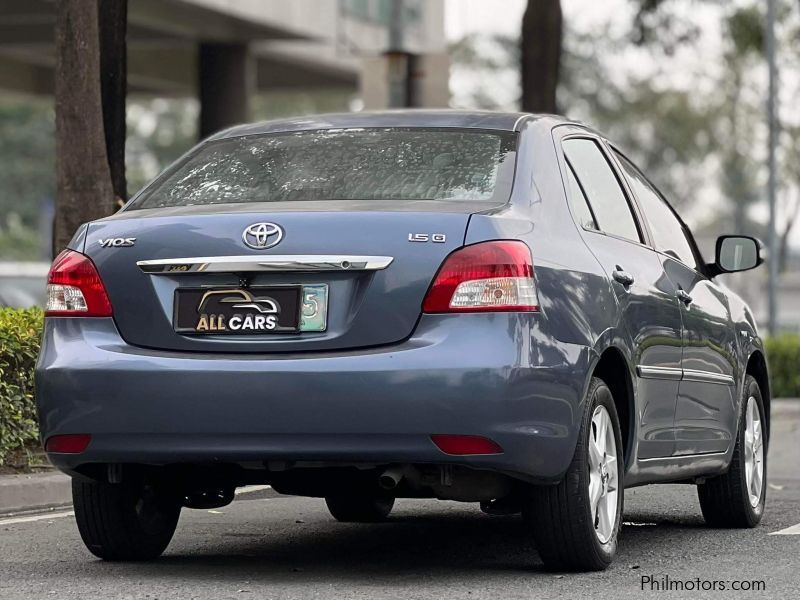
[174,286,302,334]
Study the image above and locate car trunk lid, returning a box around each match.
[83,203,477,353]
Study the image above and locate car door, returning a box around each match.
[612,150,738,456]
[561,135,683,459]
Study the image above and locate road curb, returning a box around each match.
[0,472,71,516]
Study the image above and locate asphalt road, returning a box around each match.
[2,402,799,600]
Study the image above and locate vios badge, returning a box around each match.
[98,237,136,248]
[242,222,283,249]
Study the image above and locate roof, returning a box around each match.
[210,110,570,140]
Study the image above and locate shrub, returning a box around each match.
[0,307,43,467]
[765,334,800,399]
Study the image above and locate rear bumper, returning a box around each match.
[35,315,591,482]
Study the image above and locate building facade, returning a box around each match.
[0,0,449,132]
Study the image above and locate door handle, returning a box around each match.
[612,267,634,287]
[677,289,693,305]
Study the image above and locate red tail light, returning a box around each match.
[431,434,503,455]
[45,434,92,454]
[422,241,539,313]
[46,250,113,316]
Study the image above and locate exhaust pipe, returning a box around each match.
[379,466,404,490]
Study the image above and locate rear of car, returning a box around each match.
[34,112,770,572]
[36,121,589,494]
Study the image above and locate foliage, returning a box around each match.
[765,334,800,399]
[0,100,55,261]
[560,30,716,210]
[0,308,43,467]
[449,33,520,110]
[0,217,41,261]
[629,0,703,53]
[125,98,200,197]
[0,101,55,230]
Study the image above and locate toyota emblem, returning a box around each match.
[242,222,283,249]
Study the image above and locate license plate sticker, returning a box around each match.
[299,284,328,332]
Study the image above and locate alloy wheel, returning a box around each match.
[744,396,765,508]
[588,404,619,543]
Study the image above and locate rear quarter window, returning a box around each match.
[562,138,642,244]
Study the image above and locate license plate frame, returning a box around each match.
[173,285,302,335]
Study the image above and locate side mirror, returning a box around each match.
[709,235,763,276]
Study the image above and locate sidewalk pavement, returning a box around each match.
[0,471,71,516]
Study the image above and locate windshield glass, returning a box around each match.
[129,128,518,209]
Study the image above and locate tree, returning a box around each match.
[99,0,128,206]
[54,0,127,254]
[520,0,562,113]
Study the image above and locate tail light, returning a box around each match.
[422,241,539,313]
[46,250,113,316]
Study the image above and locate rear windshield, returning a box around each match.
[128,128,518,209]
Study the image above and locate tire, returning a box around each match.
[523,377,624,571]
[325,494,395,522]
[72,478,182,561]
[697,375,767,528]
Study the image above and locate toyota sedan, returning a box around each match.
[36,111,769,571]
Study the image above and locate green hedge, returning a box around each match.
[764,334,800,398]
[0,307,42,467]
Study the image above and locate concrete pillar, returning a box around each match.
[198,43,253,138]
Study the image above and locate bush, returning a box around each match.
[0,307,43,467]
[765,334,800,399]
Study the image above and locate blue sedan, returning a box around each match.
[36,111,769,571]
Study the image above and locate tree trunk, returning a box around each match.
[520,0,563,113]
[54,0,115,254]
[98,0,128,205]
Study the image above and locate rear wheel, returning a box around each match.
[72,478,181,561]
[523,377,624,571]
[325,494,395,522]
[697,375,766,528]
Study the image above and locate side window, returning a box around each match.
[562,138,642,243]
[565,162,599,230]
[614,151,698,270]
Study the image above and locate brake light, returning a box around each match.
[422,241,539,313]
[46,250,113,316]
